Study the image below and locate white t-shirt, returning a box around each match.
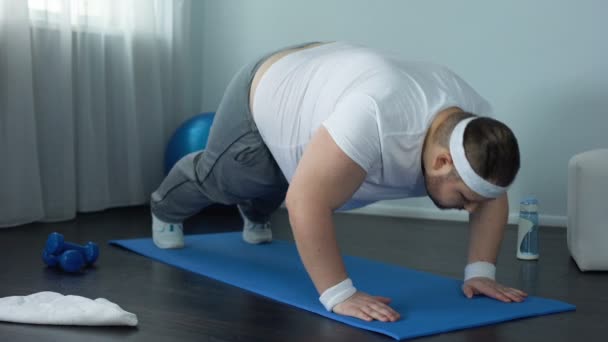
[251,42,492,210]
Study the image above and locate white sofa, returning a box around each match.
[567,148,608,271]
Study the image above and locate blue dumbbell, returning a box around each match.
[44,232,99,265]
[42,249,85,273]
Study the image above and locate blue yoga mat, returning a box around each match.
[110,232,575,340]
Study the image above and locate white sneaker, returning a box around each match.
[152,213,184,249]
[238,207,272,244]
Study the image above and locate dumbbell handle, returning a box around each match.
[61,242,99,265]
[63,241,90,251]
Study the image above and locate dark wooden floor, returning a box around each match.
[0,205,606,341]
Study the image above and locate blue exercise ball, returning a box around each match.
[164,112,215,175]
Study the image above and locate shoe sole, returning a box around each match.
[153,237,184,249]
[242,231,272,244]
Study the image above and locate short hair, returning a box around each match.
[434,112,520,187]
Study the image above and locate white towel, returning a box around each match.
[0,291,138,326]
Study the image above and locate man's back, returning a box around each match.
[251,41,491,208]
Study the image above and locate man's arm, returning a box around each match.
[467,193,509,264]
[464,193,527,302]
[286,127,399,322]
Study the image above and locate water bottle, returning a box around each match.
[517,197,539,260]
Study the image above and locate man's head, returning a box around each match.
[422,111,520,212]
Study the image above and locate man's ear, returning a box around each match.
[433,151,453,171]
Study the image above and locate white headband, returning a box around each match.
[449,117,507,198]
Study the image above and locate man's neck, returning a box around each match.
[421,107,463,169]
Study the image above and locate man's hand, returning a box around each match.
[333,291,400,322]
[462,277,528,302]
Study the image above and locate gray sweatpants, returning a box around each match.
[151,43,316,224]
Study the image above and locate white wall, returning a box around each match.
[194,0,608,226]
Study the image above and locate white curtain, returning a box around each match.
[0,0,198,227]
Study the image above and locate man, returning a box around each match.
[150,41,527,322]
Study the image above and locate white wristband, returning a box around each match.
[319,278,357,312]
[464,261,496,281]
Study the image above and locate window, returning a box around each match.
[28,0,110,29]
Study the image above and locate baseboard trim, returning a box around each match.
[342,203,567,228]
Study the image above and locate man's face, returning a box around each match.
[424,171,488,213]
